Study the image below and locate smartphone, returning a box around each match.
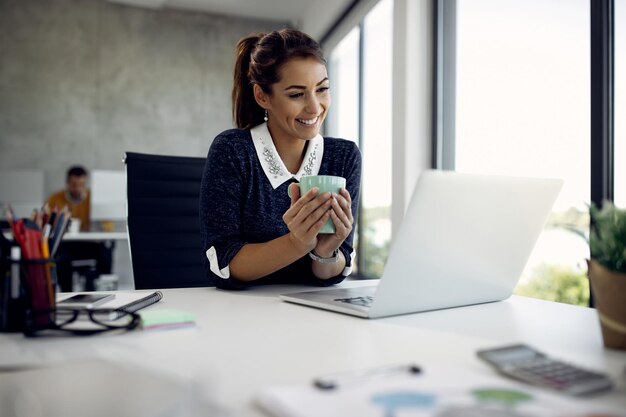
[477,344,613,396]
[57,294,115,309]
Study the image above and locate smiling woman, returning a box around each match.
[199,28,362,290]
[253,57,331,172]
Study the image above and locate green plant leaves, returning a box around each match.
[590,201,626,274]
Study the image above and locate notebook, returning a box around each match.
[57,291,163,320]
[280,170,563,319]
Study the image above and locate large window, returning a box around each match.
[328,28,360,149]
[327,0,393,278]
[453,0,591,305]
[361,0,393,277]
[437,0,623,306]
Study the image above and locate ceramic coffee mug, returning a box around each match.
[68,218,81,234]
[289,175,346,234]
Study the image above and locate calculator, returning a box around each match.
[477,344,613,396]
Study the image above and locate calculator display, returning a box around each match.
[478,345,541,365]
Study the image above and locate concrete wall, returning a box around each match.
[0,0,287,196]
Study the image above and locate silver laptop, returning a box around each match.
[280,170,563,318]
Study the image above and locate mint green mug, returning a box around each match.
[289,175,346,234]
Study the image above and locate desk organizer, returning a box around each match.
[0,258,57,333]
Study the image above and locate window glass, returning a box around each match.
[328,27,362,274]
[455,0,591,305]
[361,0,393,277]
[327,0,393,278]
[328,28,360,145]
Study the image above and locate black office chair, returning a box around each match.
[124,152,209,289]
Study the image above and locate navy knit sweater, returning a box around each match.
[199,125,361,290]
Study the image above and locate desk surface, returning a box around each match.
[1,281,625,416]
[2,230,128,242]
[62,231,128,241]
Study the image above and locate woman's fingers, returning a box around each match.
[339,187,352,206]
[284,187,320,222]
[331,192,353,227]
[284,191,333,245]
[286,187,322,216]
[288,183,301,206]
[295,195,332,233]
[284,186,354,255]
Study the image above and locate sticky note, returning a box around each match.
[139,309,196,330]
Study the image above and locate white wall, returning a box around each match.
[0,0,287,198]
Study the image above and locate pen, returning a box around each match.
[50,209,70,257]
[22,219,43,259]
[41,224,54,305]
[47,208,57,229]
[5,204,15,229]
[313,364,421,390]
[18,220,50,325]
[11,219,26,253]
[40,203,49,227]
[41,224,51,258]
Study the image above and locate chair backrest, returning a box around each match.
[124,152,209,289]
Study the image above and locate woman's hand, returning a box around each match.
[314,188,353,257]
[283,183,332,254]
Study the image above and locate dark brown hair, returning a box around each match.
[66,165,87,181]
[232,28,326,129]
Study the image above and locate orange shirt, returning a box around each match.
[46,190,91,231]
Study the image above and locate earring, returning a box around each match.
[264,110,268,122]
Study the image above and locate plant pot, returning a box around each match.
[587,259,626,350]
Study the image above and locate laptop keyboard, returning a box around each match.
[334,295,374,307]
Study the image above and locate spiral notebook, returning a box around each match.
[57,291,163,320]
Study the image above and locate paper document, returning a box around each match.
[256,366,625,417]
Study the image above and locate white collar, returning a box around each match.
[250,122,324,189]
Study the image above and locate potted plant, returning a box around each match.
[588,201,626,350]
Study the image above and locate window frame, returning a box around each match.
[590,0,615,207]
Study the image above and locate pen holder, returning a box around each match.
[0,258,57,333]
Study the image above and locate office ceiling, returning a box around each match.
[106,0,353,37]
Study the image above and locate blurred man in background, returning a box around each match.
[47,165,90,231]
[48,166,113,291]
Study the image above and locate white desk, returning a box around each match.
[62,231,128,241]
[2,230,127,242]
[1,282,625,416]
[61,231,133,290]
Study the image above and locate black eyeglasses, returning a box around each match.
[24,308,140,337]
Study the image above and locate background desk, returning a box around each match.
[62,231,133,290]
[1,282,625,416]
[2,230,127,242]
[2,230,133,290]
[62,231,128,242]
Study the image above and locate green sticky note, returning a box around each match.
[139,309,196,330]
